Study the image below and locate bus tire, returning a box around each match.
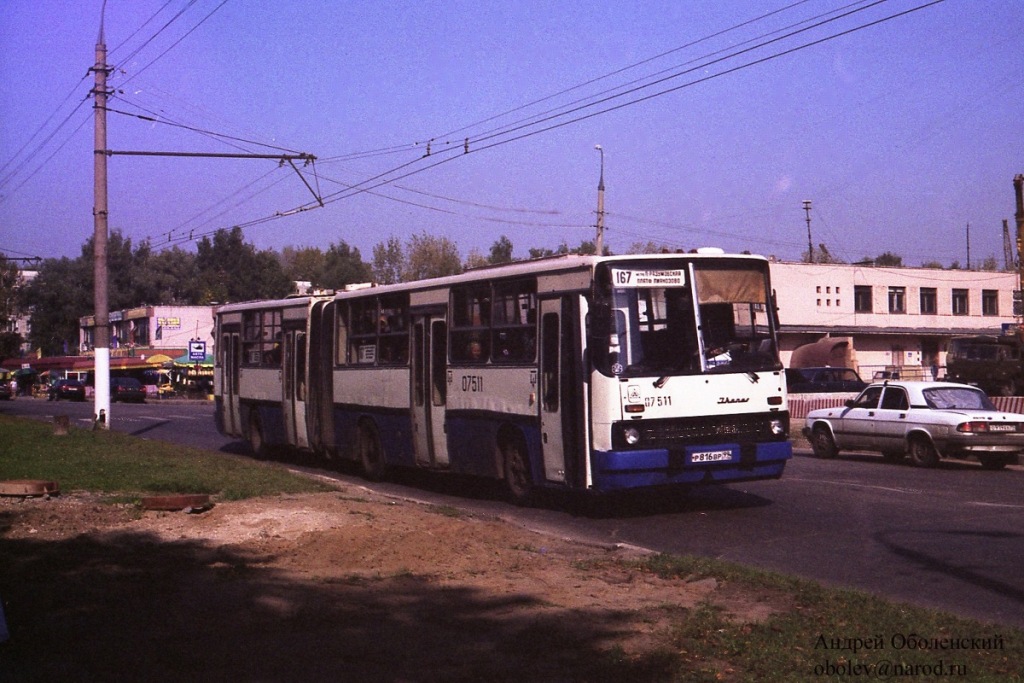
[501,431,533,506]
[358,420,387,481]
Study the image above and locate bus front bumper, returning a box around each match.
[591,441,792,491]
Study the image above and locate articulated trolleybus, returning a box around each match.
[214,252,791,502]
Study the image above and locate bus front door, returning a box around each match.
[220,331,241,436]
[539,299,567,483]
[283,327,309,449]
[411,315,449,467]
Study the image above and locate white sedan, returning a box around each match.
[802,381,1023,470]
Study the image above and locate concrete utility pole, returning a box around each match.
[84,6,319,430]
[966,223,971,270]
[594,145,605,256]
[1015,174,1024,318]
[91,9,111,428]
[803,200,813,263]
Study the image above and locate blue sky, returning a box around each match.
[1,0,1021,268]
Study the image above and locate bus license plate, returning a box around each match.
[690,449,733,464]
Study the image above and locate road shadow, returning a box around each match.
[564,484,774,519]
[0,524,676,682]
[873,527,1024,625]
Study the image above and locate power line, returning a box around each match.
[295,1,941,213]
[114,0,230,88]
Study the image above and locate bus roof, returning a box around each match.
[214,251,771,312]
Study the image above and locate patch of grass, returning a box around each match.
[426,504,467,518]
[637,553,1024,682]
[0,414,333,500]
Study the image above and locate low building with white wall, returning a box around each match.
[770,261,1017,379]
[80,305,214,358]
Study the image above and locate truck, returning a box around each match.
[945,333,1024,396]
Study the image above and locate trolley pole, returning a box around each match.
[91,12,111,428]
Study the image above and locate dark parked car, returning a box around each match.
[110,377,146,403]
[785,367,867,394]
[48,379,86,402]
[0,380,13,400]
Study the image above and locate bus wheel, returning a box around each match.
[502,434,533,506]
[358,421,387,481]
[908,436,939,468]
[248,413,268,459]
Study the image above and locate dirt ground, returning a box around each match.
[0,482,787,682]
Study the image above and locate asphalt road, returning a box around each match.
[3,397,1022,629]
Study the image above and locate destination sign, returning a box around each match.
[610,268,686,288]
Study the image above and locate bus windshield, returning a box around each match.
[592,260,780,377]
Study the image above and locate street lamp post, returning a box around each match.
[595,145,605,256]
[803,199,813,264]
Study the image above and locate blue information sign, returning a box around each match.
[188,341,207,362]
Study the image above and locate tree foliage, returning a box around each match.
[873,252,903,267]
[22,256,91,356]
[322,241,372,290]
[626,241,667,255]
[371,237,404,285]
[0,257,24,362]
[488,235,514,264]
[195,227,292,303]
[404,232,462,281]
[279,241,372,292]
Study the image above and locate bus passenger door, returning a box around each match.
[539,299,566,482]
[283,327,309,448]
[220,331,241,436]
[411,315,449,467]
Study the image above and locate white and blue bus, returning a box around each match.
[214,252,792,502]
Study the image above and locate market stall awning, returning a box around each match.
[172,353,214,366]
[70,356,175,373]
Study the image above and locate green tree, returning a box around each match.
[321,241,371,290]
[488,235,514,264]
[626,241,667,254]
[140,246,201,304]
[873,252,903,267]
[0,257,24,362]
[280,246,326,285]
[22,256,91,356]
[464,248,489,270]
[371,236,404,285]
[195,227,292,303]
[404,232,462,281]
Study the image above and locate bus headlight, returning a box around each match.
[623,427,641,445]
[769,419,785,436]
